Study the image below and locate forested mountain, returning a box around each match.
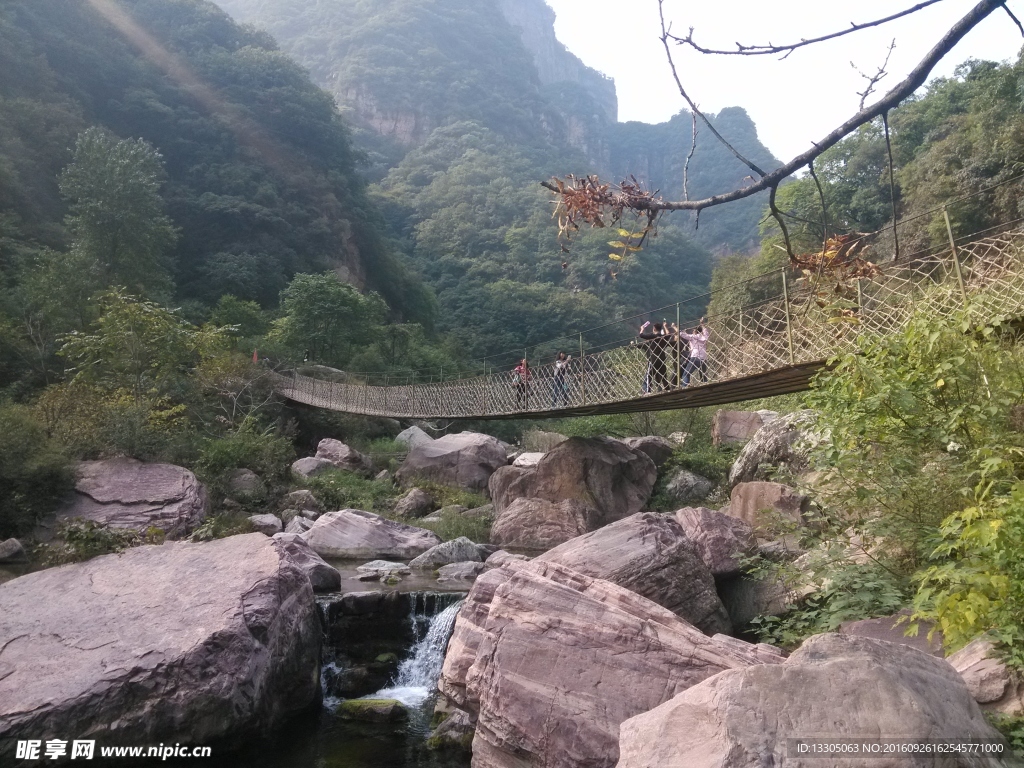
[211,0,780,356]
[0,0,436,320]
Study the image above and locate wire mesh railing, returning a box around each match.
[270,226,1024,419]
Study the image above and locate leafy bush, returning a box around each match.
[189,512,255,542]
[0,404,73,537]
[303,469,397,512]
[196,429,294,496]
[987,714,1024,758]
[41,519,163,565]
[751,304,1024,662]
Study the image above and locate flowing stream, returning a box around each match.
[211,590,470,768]
[371,599,464,707]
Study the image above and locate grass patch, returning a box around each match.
[418,508,492,544]
[647,445,738,511]
[303,468,397,512]
[40,519,164,565]
[189,511,255,541]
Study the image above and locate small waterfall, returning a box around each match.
[372,599,463,707]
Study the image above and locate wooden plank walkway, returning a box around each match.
[272,228,1024,420]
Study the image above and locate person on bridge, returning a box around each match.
[639,321,671,392]
[680,318,710,386]
[552,351,571,407]
[512,358,531,407]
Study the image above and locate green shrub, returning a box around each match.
[304,469,397,512]
[189,512,255,542]
[196,428,294,498]
[0,403,73,537]
[750,305,1024,660]
[987,714,1024,758]
[40,519,163,565]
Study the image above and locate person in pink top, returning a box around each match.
[680,317,709,386]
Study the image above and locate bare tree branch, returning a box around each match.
[658,0,767,178]
[882,111,901,260]
[854,39,897,110]
[1004,2,1024,35]
[768,184,795,260]
[808,159,829,249]
[669,0,945,58]
[627,0,1006,214]
[683,110,697,201]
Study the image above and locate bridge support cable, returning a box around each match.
[272,227,1024,420]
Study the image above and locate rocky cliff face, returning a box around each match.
[496,0,617,123]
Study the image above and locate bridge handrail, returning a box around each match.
[271,227,1024,419]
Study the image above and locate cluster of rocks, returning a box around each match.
[3,409,1017,765]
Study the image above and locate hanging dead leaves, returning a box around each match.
[793,233,884,327]
[542,175,661,277]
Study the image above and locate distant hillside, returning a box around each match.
[0,0,431,318]
[213,0,779,255]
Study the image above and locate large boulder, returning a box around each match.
[248,513,283,536]
[490,498,598,551]
[0,534,319,758]
[302,509,441,560]
[538,512,730,635]
[0,538,26,564]
[522,429,568,452]
[489,437,657,526]
[393,487,434,518]
[226,468,264,497]
[616,633,1007,768]
[59,458,207,539]
[315,438,375,476]
[409,537,486,569]
[439,559,781,768]
[675,506,755,577]
[728,409,817,486]
[290,456,333,479]
[728,480,809,529]
[396,431,508,494]
[512,452,545,468]
[948,637,1024,716]
[283,489,322,514]
[711,409,777,447]
[272,532,341,592]
[395,425,433,450]
[839,609,943,657]
[664,468,714,505]
[618,435,675,467]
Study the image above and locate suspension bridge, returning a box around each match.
[271,225,1024,420]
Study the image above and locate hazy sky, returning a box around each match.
[544,0,1024,161]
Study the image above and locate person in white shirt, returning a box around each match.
[552,351,571,406]
[679,318,710,386]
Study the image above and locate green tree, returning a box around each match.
[59,128,178,298]
[0,403,72,537]
[59,288,225,402]
[271,272,387,365]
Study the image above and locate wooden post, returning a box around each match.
[782,271,796,365]
[675,303,681,387]
[943,207,970,306]
[579,332,586,404]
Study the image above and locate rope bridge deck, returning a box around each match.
[272,228,1024,420]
